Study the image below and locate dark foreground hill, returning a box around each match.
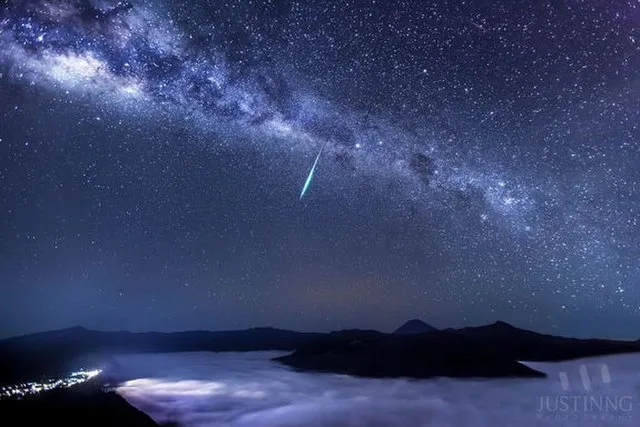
[275,330,545,379]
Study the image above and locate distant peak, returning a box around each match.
[66,326,89,332]
[48,326,92,337]
[52,326,91,335]
[247,326,281,332]
[491,321,516,328]
[394,319,438,334]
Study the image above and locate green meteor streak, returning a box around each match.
[299,143,326,200]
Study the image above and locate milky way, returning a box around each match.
[0,0,544,224]
[0,0,638,337]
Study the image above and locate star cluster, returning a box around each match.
[0,0,638,338]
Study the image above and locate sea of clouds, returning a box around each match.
[115,351,640,427]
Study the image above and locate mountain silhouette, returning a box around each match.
[393,319,438,334]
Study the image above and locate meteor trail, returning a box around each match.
[299,143,326,200]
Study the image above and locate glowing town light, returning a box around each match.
[0,368,102,400]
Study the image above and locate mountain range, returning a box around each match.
[1,319,639,385]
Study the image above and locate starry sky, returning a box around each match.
[0,0,638,339]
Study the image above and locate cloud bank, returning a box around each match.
[115,351,640,427]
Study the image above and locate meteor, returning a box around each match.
[299,143,326,200]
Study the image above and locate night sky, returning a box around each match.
[0,0,638,339]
